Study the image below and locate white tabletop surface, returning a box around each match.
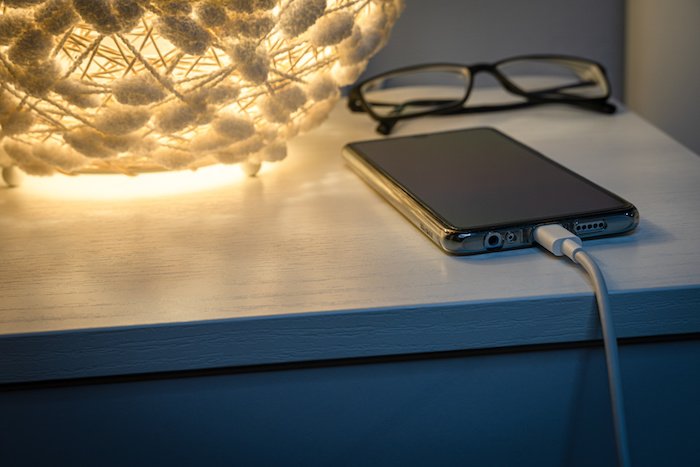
[1,88,699,383]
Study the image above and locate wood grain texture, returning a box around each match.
[1,288,699,384]
[1,89,699,383]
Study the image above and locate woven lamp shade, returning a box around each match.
[0,0,402,186]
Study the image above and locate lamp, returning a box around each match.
[0,0,403,187]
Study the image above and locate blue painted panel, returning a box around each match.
[1,340,698,466]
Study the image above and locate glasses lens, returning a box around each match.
[359,66,470,118]
[496,58,608,99]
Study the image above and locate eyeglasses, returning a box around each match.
[348,55,617,135]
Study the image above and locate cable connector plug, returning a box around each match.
[532,223,583,262]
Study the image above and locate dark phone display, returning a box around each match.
[348,128,629,229]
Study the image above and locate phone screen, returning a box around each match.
[347,128,631,229]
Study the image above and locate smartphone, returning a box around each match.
[342,127,638,255]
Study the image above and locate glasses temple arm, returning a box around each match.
[438,98,616,116]
[526,80,599,96]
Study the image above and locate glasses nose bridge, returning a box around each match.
[468,63,500,79]
[467,63,516,93]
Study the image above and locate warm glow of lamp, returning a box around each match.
[0,0,403,187]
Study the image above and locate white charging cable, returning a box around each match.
[532,224,631,467]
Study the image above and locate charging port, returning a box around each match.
[574,220,608,235]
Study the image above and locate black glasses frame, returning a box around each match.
[348,54,617,135]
